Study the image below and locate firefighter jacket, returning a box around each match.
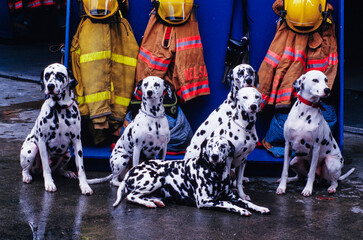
[71,15,139,129]
[135,10,210,102]
[258,0,338,109]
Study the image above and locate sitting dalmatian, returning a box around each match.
[20,63,93,195]
[87,76,171,186]
[276,70,355,196]
[184,64,258,159]
[207,87,262,200]
[113,137,270,216]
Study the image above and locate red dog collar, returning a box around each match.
[298,95,326,111]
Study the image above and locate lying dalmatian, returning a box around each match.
[184,64,259,160]
[113,137,270,216]
[87,76,171,186]
[20,63,93,195]
[276,70,355,196]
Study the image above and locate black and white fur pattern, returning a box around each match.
[87,76,171,186]
[276,70,355,196]
[113,137,270,216]
[185,64,258,159]
[206,87,262,200]
[20,63,93,195]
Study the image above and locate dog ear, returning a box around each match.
[254,70,260,88]
[293,74,305,93]
[40,69,45,91]
[67,69,78,89]
[164,80,173,99]
[227,140,235,158]
[134,80,143,96]
[199,138,209,160]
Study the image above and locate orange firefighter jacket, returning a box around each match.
[258,1,338,109]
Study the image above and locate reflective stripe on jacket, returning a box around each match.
[71,16,139,126]
[258,1,338,109]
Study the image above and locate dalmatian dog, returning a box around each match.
[113,137,270,216]
[185,64,258,160]
[205,87,262,200]
[87,76,171,186]
[20,63,93,195]
[276,70,355,197]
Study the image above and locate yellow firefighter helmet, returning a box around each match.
[154,0,194,25]
[284,0,327,34]
[83,0,119,19]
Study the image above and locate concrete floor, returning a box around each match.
[0,76,362,239]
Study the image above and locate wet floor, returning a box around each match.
[0,77,362,239]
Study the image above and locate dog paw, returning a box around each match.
[45,181,57,192]
[22,173,33,183]
[239,209,252,216]
[145,202,157,208]
[276,186,286,195]
[301,187,313,197]
[80,184,93,195]
[258,207,270,214]
[241,194,251,201]
[152,199,165,208]
[64,171,78,179]
[110,179,121,187]
[328,186,337,194]
[243,177,250,183]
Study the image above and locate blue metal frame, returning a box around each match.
[338,0,344,148]
[64,0,344,164]
[64,0,71,68]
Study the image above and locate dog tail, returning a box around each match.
[87,174,113,184]
[113,180,126,207]
[339,168,355,181]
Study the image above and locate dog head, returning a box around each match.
[200,137,235,166]
[40,63,78,96]
[231,64,259,92]
[135,76,172,101]
[236,87,262,114]
[293,70,330,99]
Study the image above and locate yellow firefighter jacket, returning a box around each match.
[71,15,139,129]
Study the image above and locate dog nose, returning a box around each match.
[250,104,257,111]
[324,88,331,95]
[246,78,252,85]
[47,84,55,93]
[211,154,219,162]
[147,90,153,97]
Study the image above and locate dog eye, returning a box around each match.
[324,78,328,83]
[55,73,65,82]
[255,95,260,99]
[44,73,51,80]
[312,79,319,83]
[243,96,248,99]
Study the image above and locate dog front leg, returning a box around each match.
[160,145,167,160]
[20,141,38,183]
[72,142,93,195]
[276,141,291,194]
[38,141,56,192]
[132,146,141,167]
[226,188,270,214]
[236,163,250,200]
[197,199,252,216]
[302,145,320,197]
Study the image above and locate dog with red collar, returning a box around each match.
[276,70,354,196]
[20,63,93,195]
